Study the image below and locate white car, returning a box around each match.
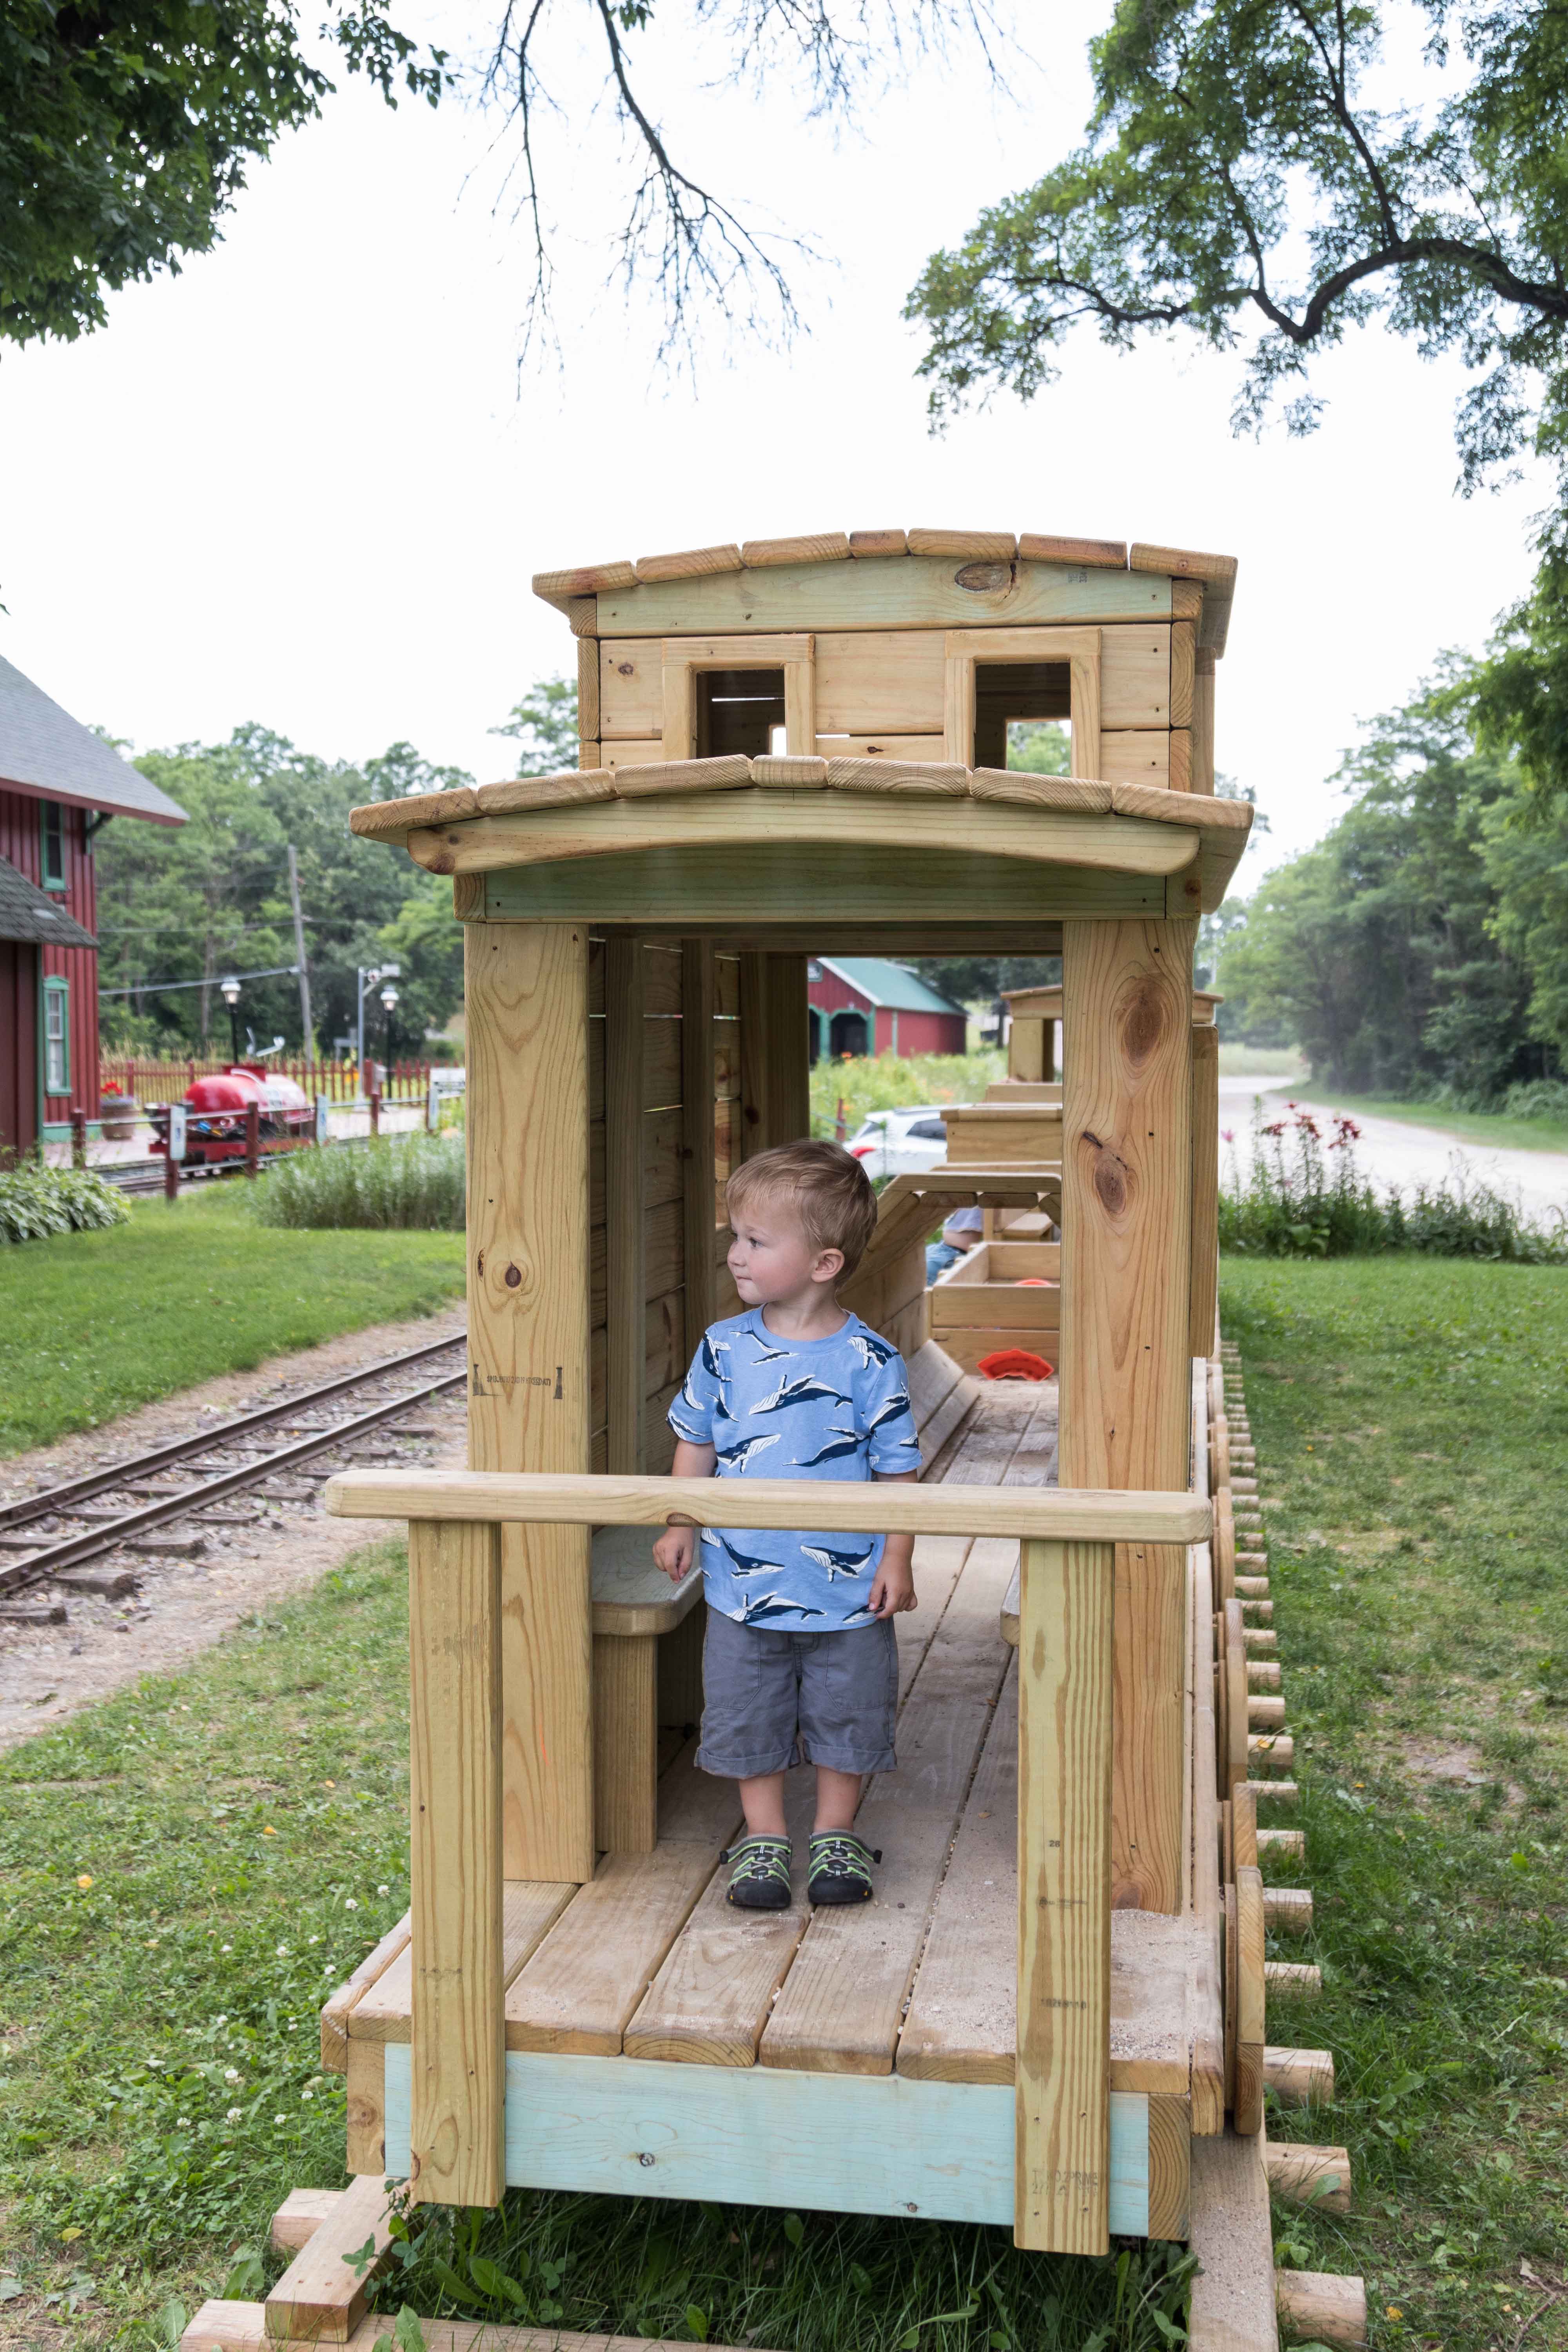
[844,1106,952,1181]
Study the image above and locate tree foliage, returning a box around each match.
[1217,664,1564,1096]
[0,1,447,346]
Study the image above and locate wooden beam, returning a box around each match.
[593,555,1170,637]
[261,2172,397,2343]
[1274,2271,1367,2347]
[739,952,770,1161]
[465,922,593,1884]
[1188,2125,1278,2352]
[1190,1025,1220,1357]
[1266,2140,1352,2212]
[681,940,717,1352]
[604,936,646,1474]
[1015,1538,1114,2255]
[1059,918,1195,1913]
[408,1521,505,2207]
[764,955,811,1145]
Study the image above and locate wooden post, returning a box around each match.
[465,921,594,1884]
[1060,918,1195,1913]
[738,952,771,1163]
[604,936,646,1475]
[70,1107,86,1167]
[244,1100,260,1177]
[681,941,717,1353]
[1015,1536,1114,2255]
[1189,1025,1220,1357]
[408,1519,505,2207]
[764,955,811,1146]
[369,1086,381,1140]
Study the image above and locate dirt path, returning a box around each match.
[0,1305,467,1751]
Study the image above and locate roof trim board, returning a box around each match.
[0,656,187,828]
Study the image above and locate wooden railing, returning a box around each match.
[325,1468,1207,2256]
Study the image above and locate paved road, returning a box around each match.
[1218,1074,1568,1226]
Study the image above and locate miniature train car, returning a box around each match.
[149,1065,314,1168]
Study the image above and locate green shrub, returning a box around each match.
[0,1161,129,1244]
[1501,1076,1568,1123]
[250,1135,465,1230]
[1220,1105,1568,1260]
[809,1049,1005,1139]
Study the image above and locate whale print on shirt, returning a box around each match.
[668,1308,922,1630]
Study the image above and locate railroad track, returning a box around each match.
[0,1332,468,1609]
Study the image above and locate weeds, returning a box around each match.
[250,1134,465,1231]
[0,1159,127,1244]
[810,1051,1005,1141]
[1220,1105,1568,1260]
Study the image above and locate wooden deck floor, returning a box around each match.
[345,1375,1209,2105]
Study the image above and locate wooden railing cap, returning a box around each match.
[325,1469,1209,1544]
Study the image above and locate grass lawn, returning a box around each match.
[0,1185,465,1457]
[1216,1045,1307,1080]
[0,1547,1191,2352]
[1223,1256,1568,2350]
[1283,1089,1568,1156]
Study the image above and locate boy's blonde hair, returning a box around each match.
[726,1140,879,1280]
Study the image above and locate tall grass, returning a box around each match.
[0,1159,129,1245]
[1220,1104,1568,1260]
[809,1051,1006,1139]
[250,1135,465,1231]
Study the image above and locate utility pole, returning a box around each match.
[286,845,313,1050]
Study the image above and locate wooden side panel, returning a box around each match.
[577,634,601,743]
[1192,653,1216,796]
[465,922,594,1884]
[408,1520,505,2207]
[1060,919,1195,1914]
[681,942,717,1352]
[593,1635,658,1853]
[764,954,811,1145]
[1101,732,1170,786]
[738,953,769,1162]
[1190,1026,1220,1357]
[604,937,646,1473]
[1015,1539,1114,2255]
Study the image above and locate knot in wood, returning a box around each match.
[954,560,1014,593]
[1080,1130,1129,1216]
[1121,977,1168,1068]
[504,1262,523,1289]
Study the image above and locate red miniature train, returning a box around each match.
[149,1065,316,1168]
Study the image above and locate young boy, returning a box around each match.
[653,1139,920,1912]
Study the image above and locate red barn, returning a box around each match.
[0,655,186,1156]
[807,956,968,1062]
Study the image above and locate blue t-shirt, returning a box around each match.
[667,1309,921,1632]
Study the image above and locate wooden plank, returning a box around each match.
[601,737,664,773]
[320,1915,411,2072]
[1015,1538,1114,2253]
[1147,2093,1191,2240]
[1101,731,1170,786]
[1191,1025,1220,1356]
[681,941,717,1352]
[1192,656,1216,795]
[1170,729,1193,793]
[1274,2272,1367,2346]
[1171,622,1196,730]
[1233,1865,1266,2136]
[534,558,636,598]
[604,936,646,1474]
[345,2038,386,2172]
[380,2045,1152,2234]
[1018,532,1127,568]
[472,846,1168,928]
[742,530,851,566]
[1060,917,1194,1914]
[577,633,601,742]
[593,1632,657,1853]
[270,2188,342,2255]
[848,527,908,555]
[594,556,1171,637]
[930,1284,1060,1333]
[263,2173,396,2343]
[477,771,618,817]
[599,641,662,738]
[636,542,744,582]
[816,631,944,732]
[1187,2124,1279,2352]
[345,1880,580,2047]
[408,1518,505,2207]
[784,653,816,757]
[910,527,1018,559]
[764,953,811,1144]
[758,1537,1017,2077]
[738,951,769,1161]
[1265,2140,1352,2212]
[1189,1542,1225,2134]
[817,735,956,768]
[465,921,593,1884]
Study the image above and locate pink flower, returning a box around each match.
[1263,1121,1286,1138]
[1221,1128,1235,1143]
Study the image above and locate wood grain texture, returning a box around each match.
[824,753,969,792]
[1274,2270,1367,2347]
[764,954,811,1144]
[738,952,769,1162]
[1018,533,1128,569]
[566,597,596,639]
[1169,730,1193,793]
[577,634,601,742]
[1100,731,1169,786]
[476,771,618,816]
[465,922,593,1884]
[1060,919,1195,1913]
[262,2172,396,2343]
[681,942,717,1353]
[269,2188,342,2255]
[1015,1539,1114,2253]
[1192,660,1216,796]
[635,543,743,582]
[1147,2092,1192,2240]
[1190,1026,1220,1357]
[1189,1538,1226,2134]
[320,1915,411,2072]
[533,559,638,599]
[1187,2124,1278,2352]
[849,528,908,555]
[408,1519,505,2207]
[1266,2140,1352,2212]
[345,2038,386,2173]
[592,1633,658,1854]
[910,528,1018,559]
[604,936,646,1476]
[1232,1865,1266,2136]
[1264,2046,1334,2105]
[593,557,1169,640]
[1171,623,1196,730]
[741,532,851,566]
[1072,654,1103,780]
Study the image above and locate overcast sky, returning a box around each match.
[0,0,1546,878]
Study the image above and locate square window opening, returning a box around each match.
[972,661,1070,771]
[696,668,786,759]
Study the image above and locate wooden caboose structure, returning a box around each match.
[191,531,1357,2352]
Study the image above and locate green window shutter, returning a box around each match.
[43,976,70,1095]
[40,801,67,891]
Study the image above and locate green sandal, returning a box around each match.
[807,1830,881,1906]
[721,1834,793,1910]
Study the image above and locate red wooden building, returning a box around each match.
[0,654,186,1155]
[806,956,968,1061]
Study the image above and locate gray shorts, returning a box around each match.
[696,1607,898,1779]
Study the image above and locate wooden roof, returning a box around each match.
[349,754,1253,912]
[531,531,1238,656]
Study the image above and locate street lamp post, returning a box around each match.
[379,980,399,1065]
[356,963,400,1093]
[220,976,241,1063]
